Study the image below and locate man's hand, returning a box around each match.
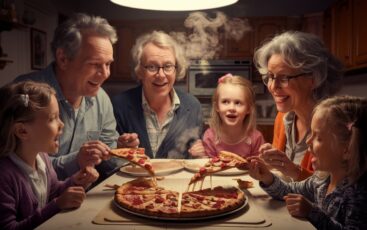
[78,140,111,168]
[117,133,140,148]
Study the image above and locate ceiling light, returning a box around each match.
[110,0,238,11]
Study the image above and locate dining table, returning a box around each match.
[36,159,315,230]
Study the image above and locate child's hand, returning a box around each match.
[73,166,99,188]
[283,193,313,218]
[188,140,206,158]
[55,186,86,210]
[247,157,273,186]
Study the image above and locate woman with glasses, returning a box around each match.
[111,31,204,159]
[253,31,343,181]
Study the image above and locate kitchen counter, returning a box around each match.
[36,159,314,230]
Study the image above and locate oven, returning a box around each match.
[187,59,252,96]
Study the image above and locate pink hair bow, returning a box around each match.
[217,73,233,84]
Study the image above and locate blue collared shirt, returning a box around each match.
[15,63,122,180]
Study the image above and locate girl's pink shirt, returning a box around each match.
[202,128,265,158]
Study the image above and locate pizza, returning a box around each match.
[233,179,254,190]
[188,151,248,191]
[109,148,155,178]
[114,178,245,218]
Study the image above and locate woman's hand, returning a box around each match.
[117,133,140,148]
[259,143,301,180]
[283,193,313,218]
[78,141,111,168]
[55,186,86,210]
[188,140,207,158]
[72,166,99,188]
[247,156,274,186]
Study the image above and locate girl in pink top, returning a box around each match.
[197,74,264,158]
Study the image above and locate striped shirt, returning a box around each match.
[142,90,180,158]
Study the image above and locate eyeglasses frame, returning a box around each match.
[262,72,312,87]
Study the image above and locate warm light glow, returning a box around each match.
[110,0,238,11]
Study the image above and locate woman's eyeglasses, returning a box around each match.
[262,72,312,88]
[143,64,177,75]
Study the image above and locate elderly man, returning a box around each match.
[112,30,204,159]
[15,13,123,182]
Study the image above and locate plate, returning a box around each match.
[183,159,247,176]
[113,194,248,221]
[120,160,183,176]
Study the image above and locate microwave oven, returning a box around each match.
[188,59,252,96]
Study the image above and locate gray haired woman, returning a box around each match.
[253,31,343,181]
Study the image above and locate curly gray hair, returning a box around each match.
[254,31,343,100]
[131,30,188,80]
[51,13,117,60]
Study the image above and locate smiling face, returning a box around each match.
[27,95,64,154]
[137,42,176,100]
[216,84,250,128]
[60,34,114,97]
[267,54,314,113]
[306,109,345,172]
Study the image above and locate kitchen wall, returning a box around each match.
[0,0,366,100]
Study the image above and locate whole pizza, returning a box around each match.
[114,178,246,218]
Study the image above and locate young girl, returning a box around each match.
[247,95,367,229]
[0,81,99,230]
[197,73,264,158]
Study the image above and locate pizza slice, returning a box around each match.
[117,178,171,195]
[109,148,155,177]
[180,186,245,217]
[218,151,249,169]
[187,151,248,191]
[115,178,180,217]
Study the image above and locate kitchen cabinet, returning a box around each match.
[253,17,287,49]
[331,0,367,69]
[353,0,367,66]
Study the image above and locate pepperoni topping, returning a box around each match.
[146,203,154,209]
[212,199,225,209]
[138,158,146,165]
[132,197,143,205]
[211,157,220,163]
[199,167,207,174]
[144,163,152,170]
[155,196,165,203]
[126,154,134,160]
[220,162,228,168]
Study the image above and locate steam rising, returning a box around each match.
[168,127,200,159]
[170,12,251,60]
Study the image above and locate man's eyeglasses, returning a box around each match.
[143,64,177,75]
[262,72,312,88]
